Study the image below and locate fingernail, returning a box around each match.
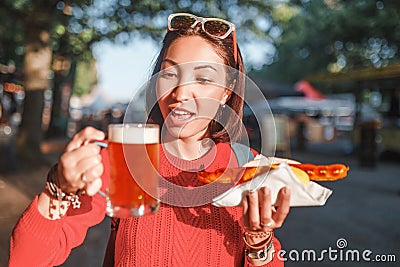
[284,187,290,194]
[262,186,270,194]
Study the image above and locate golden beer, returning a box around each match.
[107,124,159,217]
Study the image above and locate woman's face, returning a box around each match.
[156,36,231,141]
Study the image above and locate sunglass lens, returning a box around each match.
[204,21,230,37]
[170,15,196,30]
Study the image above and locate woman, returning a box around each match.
[10,13,290,266]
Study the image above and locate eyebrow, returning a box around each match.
[194,65,218,72]
[162,58,218,72]
[162,58,178,66]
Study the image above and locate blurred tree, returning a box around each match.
[74,60,98,97]
[0,0,277,164]
[252,0,400,84]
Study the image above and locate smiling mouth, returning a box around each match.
[171,109,194,120]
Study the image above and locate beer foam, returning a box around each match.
[108,124,159,144]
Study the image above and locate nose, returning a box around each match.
[172,79,195,102]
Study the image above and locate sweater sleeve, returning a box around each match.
[244,236,284,267]
[9,193,106,266]
[9,149,110,267]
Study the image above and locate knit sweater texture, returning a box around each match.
[9,143,283,267]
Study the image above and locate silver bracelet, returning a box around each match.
[245,239,274,261]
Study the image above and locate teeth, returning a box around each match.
[173,110,191,115]
[171,109,193,121]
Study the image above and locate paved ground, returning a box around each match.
[1,139,399,267]
[277,144,400,267]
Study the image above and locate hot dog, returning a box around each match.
[197,166,271,185]
[197,160,349,185]
[289,163,349,181]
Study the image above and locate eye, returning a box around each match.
[196,77,213,84]
[160,70,177,79]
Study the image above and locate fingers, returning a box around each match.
[60,153,102,190]
[65,127,105,152]
[80,160,104,196]
[246,190,261,230]
[259,187,273,228]
[241,186,291,231]
[85,177,103,196]
[241,194,249,226]
[76,154,103,183]
[62,144,101,168]
[61,143,101,173]
[57,127,105,194]
[272,187,291,228]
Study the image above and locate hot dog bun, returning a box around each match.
[243,158,310,186]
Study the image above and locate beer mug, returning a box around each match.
[105,123,160,217]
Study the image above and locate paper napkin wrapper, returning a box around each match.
[212,156,332,207]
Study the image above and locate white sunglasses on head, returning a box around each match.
[168,13,236,39]
[167,13,238,63]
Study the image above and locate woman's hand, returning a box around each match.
[241,186,291,232]
[240,186,291,265]
[58,126,106,196]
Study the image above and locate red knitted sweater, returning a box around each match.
[9,143,283,267]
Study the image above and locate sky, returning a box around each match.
[93,38,159,103]
[93,36,269,104]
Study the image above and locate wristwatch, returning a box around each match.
[245,239,274,261]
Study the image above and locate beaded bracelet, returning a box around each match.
[46,164,82,212]
[243,231,274,250]
[244,230,273,239]
[243,231,274,261]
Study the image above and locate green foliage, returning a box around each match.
[73,60,97,96]
[0,4,25,70]
[256,0,400,83]
[0,0,280,92]
[0,0,276,64]
[3,0,400,88]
